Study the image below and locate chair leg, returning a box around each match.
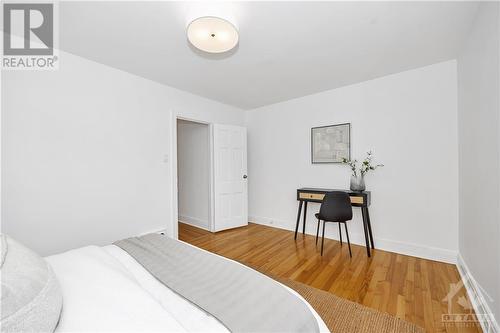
[338,223,343,245]
[316,219,321,245]
[321,221,326,256]
[344,223,352,257]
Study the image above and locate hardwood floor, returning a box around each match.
[179,222,482,333]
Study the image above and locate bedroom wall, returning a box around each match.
[1,51,244,256]
[177,120,210,230]
[245,60,459,263]
[457,1,500,328]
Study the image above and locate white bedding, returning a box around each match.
[46,242,329,332]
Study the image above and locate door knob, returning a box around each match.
[243,175,248,179]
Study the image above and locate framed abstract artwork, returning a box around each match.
[311,123,351,163]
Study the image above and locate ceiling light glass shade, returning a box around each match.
[187,16,239,53]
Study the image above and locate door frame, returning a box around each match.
[170,113,215,239]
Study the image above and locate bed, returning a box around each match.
[2,233,329,332]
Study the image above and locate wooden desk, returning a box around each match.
[295,188,374,257]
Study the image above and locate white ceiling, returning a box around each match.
[60,1,478,109]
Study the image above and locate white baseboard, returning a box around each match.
[456,254,499,333]
[178,215,210,231]
[249,215,457,264]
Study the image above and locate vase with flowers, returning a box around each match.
[342,151,384,192]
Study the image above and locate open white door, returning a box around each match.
[213,124,248,232]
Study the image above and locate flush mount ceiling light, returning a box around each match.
[187,16,239,53]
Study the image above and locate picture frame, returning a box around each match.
[311,123,351,163]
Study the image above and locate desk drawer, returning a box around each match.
[298,192,364,204]
[350,196,364,204]
[299,192,325,200]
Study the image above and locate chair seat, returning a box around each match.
[316,212,351,223]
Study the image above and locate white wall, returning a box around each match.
[245,60,459,263]
[457,2,500,329]
[1,51,244,256]
[177,120,210,230]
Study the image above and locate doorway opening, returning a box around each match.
[176,119,212,232]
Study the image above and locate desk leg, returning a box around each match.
[365,207,375,249]
[361,208,371,257]
[294,201,303,240]
[302,201,308,234]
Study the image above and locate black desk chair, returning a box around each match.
[315,191,353,257]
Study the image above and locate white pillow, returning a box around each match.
[1,234,63,332]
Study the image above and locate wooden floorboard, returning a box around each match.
[179,222,482,333]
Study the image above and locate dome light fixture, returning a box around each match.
[187,16,239,54]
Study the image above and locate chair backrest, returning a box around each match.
[319,191,353,222]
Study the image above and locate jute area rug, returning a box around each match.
[246,264,426,333]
